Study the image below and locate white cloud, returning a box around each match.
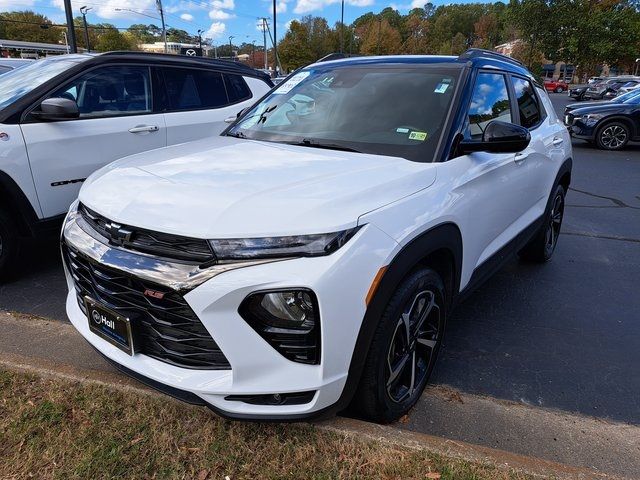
[209,9,235,19]
[165,1,207,14]
[211,0,234,9]
[284,19,293,31]
[0,0,34,8]
[204,21,226,39]
[293,0,373,14]
[275,0,288,13]
[52,0,156,21]
[180,12,194,21]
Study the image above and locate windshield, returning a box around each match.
[0,57,83,110]
[227,64,461,162]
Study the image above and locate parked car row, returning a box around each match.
[564,88,640,150]
[569,76,640,101]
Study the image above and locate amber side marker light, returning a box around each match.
[366,266,388,306]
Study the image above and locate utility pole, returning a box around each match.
[340,0,344,53]
[197,29,203,49]
[264,20,282,74]
[228,35,234,59]
[155,0,168,53]
[80,6,91,52]
[272,0,278,73]
[261,18,268,70]
[63,0,77,53]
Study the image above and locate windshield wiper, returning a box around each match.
[290,138,362,153]
[226,131,246,139]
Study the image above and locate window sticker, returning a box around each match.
[396,127,410,133]
[434,83,449,94]
[273,71,311,94]
[408,131,428,141]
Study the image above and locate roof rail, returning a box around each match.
[459,48,524,67]
[316,52,360,63]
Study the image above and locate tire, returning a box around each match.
[555,86,563,93]
[519,184,565,263]
[351,267,447,423]
[595,121,630,151]
[0,208,19,281]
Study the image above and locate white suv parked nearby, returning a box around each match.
[62,50,572,422]
[0,52,272,278]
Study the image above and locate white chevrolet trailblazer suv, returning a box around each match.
[62,50,572,422]
[0,52,272,278]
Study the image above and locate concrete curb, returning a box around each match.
[0,351,622,480]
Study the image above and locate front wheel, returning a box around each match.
[596,121,630,150]
[519,184,565,262]
[351,268,446,423]
[555,86,563,93]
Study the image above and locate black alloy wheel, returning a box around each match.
[596,122,630,150]
[352,268,446,423]
[544,187,565,258]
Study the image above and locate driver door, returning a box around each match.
[451,72,532,271]
[20,64,167,218]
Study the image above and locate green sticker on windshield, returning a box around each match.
[408,131,427,141]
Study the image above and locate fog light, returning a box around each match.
[239,289,320,364]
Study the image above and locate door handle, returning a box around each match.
[129,125,159,134]
[514,152,528,164]
[552,137,564,146]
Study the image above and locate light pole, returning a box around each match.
[197,29,203,49]
[272,0,278,73]
[155,0,168,53]
[635,58,640,76]
[62,31,70,54]
[79,6,92,52]
[229,35,234,60]
[340,0,344,53]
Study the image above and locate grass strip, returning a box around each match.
[0,368,534,480]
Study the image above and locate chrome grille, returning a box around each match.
[63,242,230,370]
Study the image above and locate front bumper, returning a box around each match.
[63,206,397,419]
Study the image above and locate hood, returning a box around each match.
[80,136,437,239]
[565,100,611,112]
[568,103,631,116]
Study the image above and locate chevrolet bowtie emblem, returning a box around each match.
[104,222,133,246]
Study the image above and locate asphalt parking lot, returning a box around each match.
[1,94,639,429]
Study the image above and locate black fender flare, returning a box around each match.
[333,222,463,414]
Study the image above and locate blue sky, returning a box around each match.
[3,0,445,46]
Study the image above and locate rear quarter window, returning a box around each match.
[225,74,252,103]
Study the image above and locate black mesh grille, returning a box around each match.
[79,203,214,264]
[63,242,230,370]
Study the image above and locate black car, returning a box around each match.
[565,89,640,115]
[564,91,640,150]
[568,85,588,101]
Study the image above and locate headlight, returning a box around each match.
[209,226,361,260]
[581,113,604,126]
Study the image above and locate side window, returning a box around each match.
[467,73,512,139]
[511,77,542,129]
[225,74,252,103]
[162,68,228,111]
[48,65,152,118]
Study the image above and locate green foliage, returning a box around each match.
[95,28,137,52]
[0,10,63,44]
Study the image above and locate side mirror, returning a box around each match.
[460,120,531,154]
[224,107,248,124]
[34,97,79,121]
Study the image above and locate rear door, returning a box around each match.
[20,64,166,218]
[160,67,266,145]
[510,75,567,218]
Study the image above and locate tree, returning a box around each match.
[278,16,338,70]
[356,17,402,55]
[0,10,62,45]
[126,24,159,44]
[95,28,137,52]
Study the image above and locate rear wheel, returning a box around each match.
[596,121,630,150]
[351,267,446,423]
[0,209,19,280]
[555,86,563,93]
[519,184,565,262]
